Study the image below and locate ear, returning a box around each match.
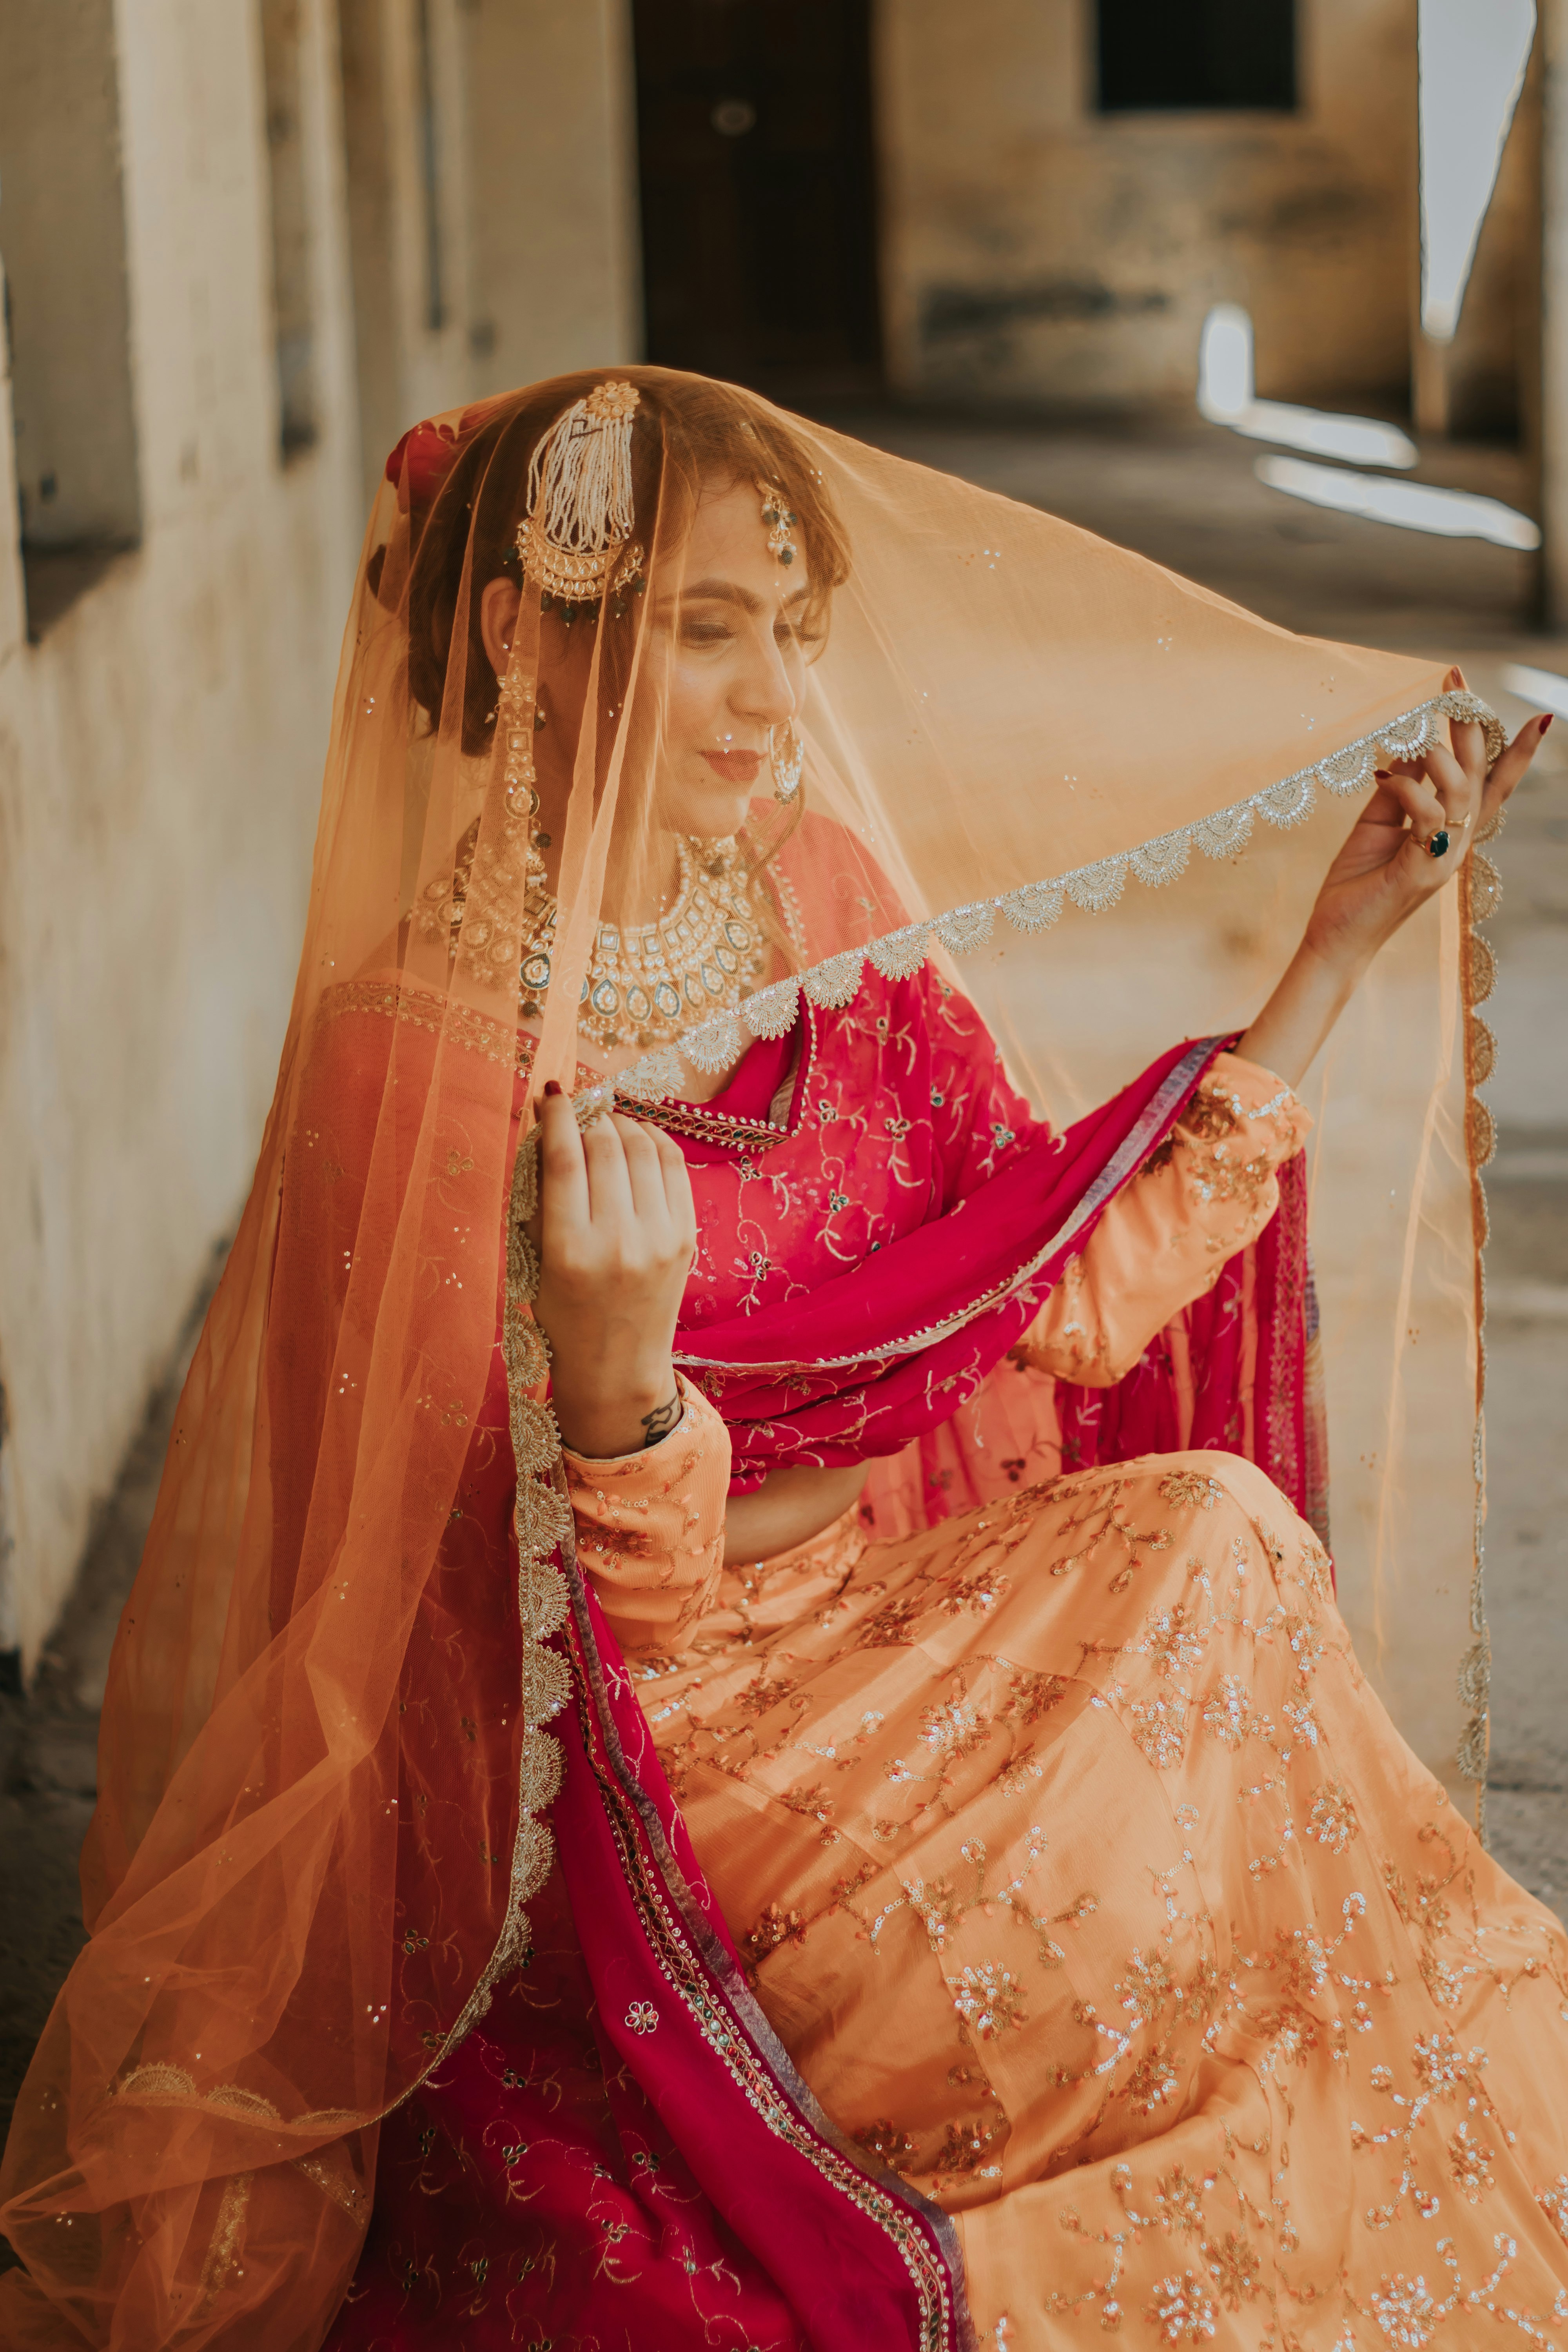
[479,575,523,680]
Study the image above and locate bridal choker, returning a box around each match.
[517,831,768,1055]
[426,805,769,1057]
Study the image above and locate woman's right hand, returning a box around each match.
[531,1085,697,1459]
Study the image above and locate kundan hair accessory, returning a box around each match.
[516,379,644,605]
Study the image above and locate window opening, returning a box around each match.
[0,0,141,639]
[416,0,445,333]
[261,0,318,456]
[1097,0,1296,114]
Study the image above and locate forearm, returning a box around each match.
[1013,1051,1310,1385]
[564,1374,731,1653]
[1236,936,1369,1091]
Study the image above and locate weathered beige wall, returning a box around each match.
[0,0,370,1675]
[339,0,641,507]
[0,0,141,549]
[0,0,642,1677]
[466,0,642,404]
[1439,38,1540,444]
[876,0,1418,412]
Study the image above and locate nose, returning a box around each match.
[731,616,797,729]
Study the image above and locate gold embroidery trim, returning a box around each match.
[107,1118,578,2303]
[561,1524,964,2352]
[1457,810,1504,1838]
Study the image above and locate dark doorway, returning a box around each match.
[632,0,883,401]
[1097,0,1296,113]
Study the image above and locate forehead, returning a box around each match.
[677,475,801,592]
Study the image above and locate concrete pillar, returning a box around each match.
[1541,0,1568,622]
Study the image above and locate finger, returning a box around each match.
[1477,711,1550,830]
[580,1107,636,1229]
[614,1114,675,1231]
[537,1083,589,1248]
[1447,713,1485,789]
[1428,737,1486,833]
[1399,736,1476,813]
[1374,767,1446,844]
[1430,661,1494,791]
[1359,777,1422,830]
[648,1124,697,1247]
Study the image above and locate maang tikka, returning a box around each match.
[759,479,804,802]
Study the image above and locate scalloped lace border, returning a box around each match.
[615,690,1503,1102]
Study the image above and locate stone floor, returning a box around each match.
[841,408,1568,1921]
[2,411,1565,2161]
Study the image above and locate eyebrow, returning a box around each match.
[664,576,811,613]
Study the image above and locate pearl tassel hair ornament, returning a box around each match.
[515,379,643,604]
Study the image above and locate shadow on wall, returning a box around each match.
[0,1237,228,2160]
[921,278,1172,372]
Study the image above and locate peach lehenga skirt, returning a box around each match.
[632,1452,1568,2348]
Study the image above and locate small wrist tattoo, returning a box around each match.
[640,1389,683,1448]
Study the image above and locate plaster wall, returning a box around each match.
[1439,40,1540,445]
[876,0,1419,412]
[0,0,141,547]
[465,0,642,406]
[338,0,640,506]
[0,0,642,1676]
[0,0,365,1671]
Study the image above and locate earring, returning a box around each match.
[770,714,804,802]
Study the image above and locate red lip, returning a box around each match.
[702,749,763,784]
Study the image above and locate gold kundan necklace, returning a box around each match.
[517,831,768,1055]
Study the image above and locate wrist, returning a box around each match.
[552,1362,680,1460]
[1294,926,1376,990]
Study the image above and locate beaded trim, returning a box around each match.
[617,691,1506,1102]
[1456,805,1505,1837]
[408,1123,579,2074]
[558,1510,971,2350]
[312,981,813,1156]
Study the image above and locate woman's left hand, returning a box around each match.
[1302,677,1546,972]
[1239,674,1548,1087]
[529,1088,697,1459]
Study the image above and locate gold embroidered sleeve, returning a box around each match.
[561,1374,732,1657]
[1013,1052,1311,1387]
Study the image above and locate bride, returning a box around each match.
[2,368,1564,2352]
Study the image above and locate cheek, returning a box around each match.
[664,651,728,746]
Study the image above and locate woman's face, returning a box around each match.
[645,474,814,837]
[477,472,815,845]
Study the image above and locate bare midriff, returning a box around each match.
[721,1458,869,1567]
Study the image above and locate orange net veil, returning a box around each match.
[0,368,1500,2347]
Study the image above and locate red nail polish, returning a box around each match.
[543,1079,562,1098]
[1541,713,1554,733]
[1374,768,1392,779]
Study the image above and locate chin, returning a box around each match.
[661,782,753,838]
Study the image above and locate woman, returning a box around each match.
[3,370,1563,2351]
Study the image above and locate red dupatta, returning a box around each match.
[329,971,1321,2348]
